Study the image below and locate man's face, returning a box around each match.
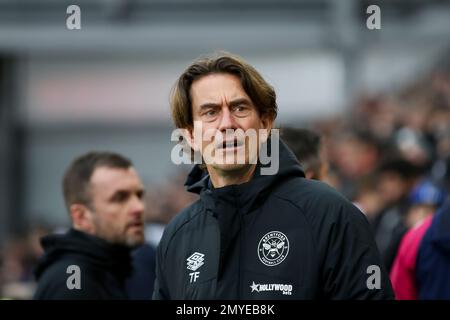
[87,166,145,248]
[377,171,408,207]
[189,73,273,173]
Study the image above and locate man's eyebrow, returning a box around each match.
[228,98,252,107]
[198,102,221,110]
[108,187,144,200]
[109,189,128,200]
[199,98,251,110]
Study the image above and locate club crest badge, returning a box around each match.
[257,231,289,266]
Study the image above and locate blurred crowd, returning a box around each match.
[1,55,449,299]
[311,57,450,299]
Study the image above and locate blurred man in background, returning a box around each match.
[330,130,381,199]
[390,180,446,299]
[352,175,384,223]
[34,152,146,299]
[372,158,423,271]
[281,127,330,181]
[416,197,450,299]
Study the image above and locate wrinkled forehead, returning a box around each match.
[89,166,143,196]
[190,73,251,108]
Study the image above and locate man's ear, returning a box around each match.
[261,113,275,131]
[186,126,200,152]
[305,169,314,180]
[70,203,95,234]
[260,114,275,143]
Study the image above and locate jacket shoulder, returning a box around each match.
[273,177,375,248]
[274,177,361,220]
[274,178,393,299]
[152,200,205,300]
[34,257,110,300]
[157,200,204,254]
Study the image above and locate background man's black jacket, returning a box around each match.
[34,228,132,299]
[153,140,394,300]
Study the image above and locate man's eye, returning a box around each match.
[136,190,145,199]
[112,192,128,202]
[233,105,250,116]
[201,109,218,120]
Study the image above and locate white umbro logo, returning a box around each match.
[186,252,205,271]
[186,252,205,284]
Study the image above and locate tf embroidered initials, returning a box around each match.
[186,252,205,283]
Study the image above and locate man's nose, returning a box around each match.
[218,107,237,131]
[130,196,145,218]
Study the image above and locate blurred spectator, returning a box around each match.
[125,243,156,300]
[281,127,330,182]
[0,226,50,299]
[352,95,399,142]
[352,175,383,223]
[390,180,446,299]
[405,180,446,229]
[416,198,450,299]
[393,127,433,169]
[329,130,381,199]
[372,158,423,271]
[143,170,198,247]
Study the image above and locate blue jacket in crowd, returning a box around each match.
[417,198,450,299]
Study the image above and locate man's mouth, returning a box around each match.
[127,221,144,230]
[217,139,244,150]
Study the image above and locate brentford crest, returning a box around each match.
[257,231,290,266]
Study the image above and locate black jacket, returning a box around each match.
[153,140,394,300]
[34,228,132,300]
[125,243,157,299]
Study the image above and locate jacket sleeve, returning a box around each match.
[152,239,170,300]
[312,195,395,300]
[389,235,417,300]
[33,264,108,300]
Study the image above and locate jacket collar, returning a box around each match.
[185,137,305,215]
